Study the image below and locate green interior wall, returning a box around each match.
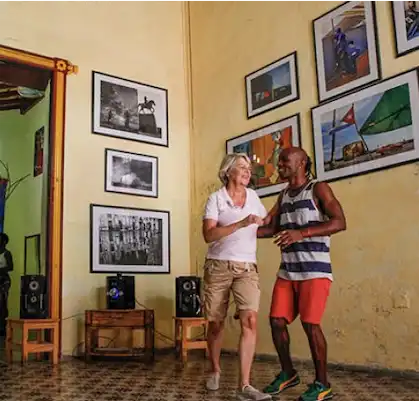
[0,84,50,319]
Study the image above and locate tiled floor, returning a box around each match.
[0,352,418,401]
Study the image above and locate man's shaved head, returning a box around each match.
[277,147,311,180]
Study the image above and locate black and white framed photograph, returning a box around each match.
[392,1,419,58]
[245,52,299,119]
[313,1,381,103]
[92,71,168,147]
[311,68,419,183]
[226,114,301,198]
[90,204,170,274]
[105,148,158,198]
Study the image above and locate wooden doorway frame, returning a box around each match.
[0,45,77,355]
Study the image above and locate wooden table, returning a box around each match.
[85,309,154,362]
[6,318,59,364]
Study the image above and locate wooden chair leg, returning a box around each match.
[52,326,59,364]
[6,323,12,363]
[204,322,209,358]
[181,323,188,363]
[21,324,28,364]
[175,320,181,357]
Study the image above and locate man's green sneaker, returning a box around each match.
[263,371,300,395]
[298,381,333,401]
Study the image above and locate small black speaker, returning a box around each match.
[20,275,48,319]
[106,274,135,310]
[176,276,202,318]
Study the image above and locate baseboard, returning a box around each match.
[220,349,419,380]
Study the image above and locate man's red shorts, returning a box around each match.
[270,278,331,324]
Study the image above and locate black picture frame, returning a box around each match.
[310,68,419,183]
[90,204,170,274]
[226,113,301,198]
[104,148,158,198]
[245,51,300,119]
[391,1,419,58]
[312,1,381,103]
[91,71,169,147]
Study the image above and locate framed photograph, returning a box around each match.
[90,204,170,274]
[245,52,299,119]
[311,68,419,182]
[392,1,419,57]
[33,126,44,177]
[92,71,168,147]
[105,148,158,198]
[313,1,381,103]
[226,114,301,198]
[24,234,41,275]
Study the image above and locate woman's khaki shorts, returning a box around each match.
[203,258,260,322]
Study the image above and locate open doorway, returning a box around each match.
[0,60,52,359]
[0,45,77,362]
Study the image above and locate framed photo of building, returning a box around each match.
[392,1,419,57]
[105,149,158,198]
[92,71,168,147]
[90,204,170,274]
[313,1,381,103]
[226,114,301,197]
[311,69,419,182]
[245,52,299,119]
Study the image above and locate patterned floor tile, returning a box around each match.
[0,353,418,400]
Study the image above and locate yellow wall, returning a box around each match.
[0,1,192,355]
[189,1,419,371]
[0,90,50,320]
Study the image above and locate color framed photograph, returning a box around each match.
[311,69,419,182]
[245,52,299,119]
[392,1,419,57]
[92,71,168,147]
[90,204,170,274]
[313,1,381,103]
[105,148,158,198]
[226,114,301,198]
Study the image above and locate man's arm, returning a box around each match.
[257,193,283,238]
[300,181,346,238]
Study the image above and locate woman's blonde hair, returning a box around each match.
[218,153,251,185]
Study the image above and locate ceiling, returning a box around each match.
[0,61,51,114]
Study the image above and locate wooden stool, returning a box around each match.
[6,318,59,364]
[174,317,208,363]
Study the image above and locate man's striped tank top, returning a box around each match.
[277,180,333,281]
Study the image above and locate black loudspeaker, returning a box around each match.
[176,276,202,317]
[106,274,135,310]
[20,275,48,319]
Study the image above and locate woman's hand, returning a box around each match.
[240,214,264,228]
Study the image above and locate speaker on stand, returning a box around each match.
[106,274,135,310]
[175,276,202,317]
[20,275,48,319]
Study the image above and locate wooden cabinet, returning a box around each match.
[85,309,154,362]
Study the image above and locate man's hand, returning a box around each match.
[273,230,303,248]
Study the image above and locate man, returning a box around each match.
[0,233,13,336]
[258,147,346,401]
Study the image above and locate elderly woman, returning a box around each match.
[202,153,272,401]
